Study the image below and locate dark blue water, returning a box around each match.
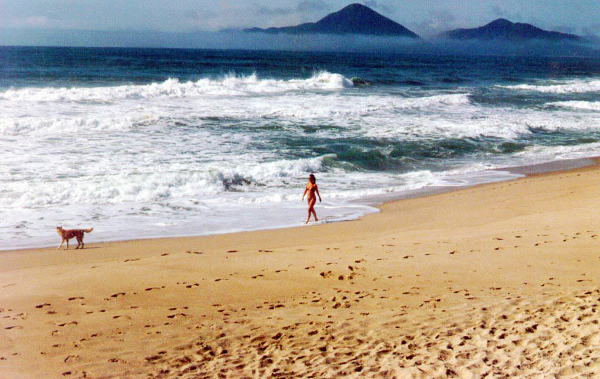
[2,46,600,88]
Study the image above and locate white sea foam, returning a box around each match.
[548,101,600,111]
[0,156,326,209]
[502,79,600,94]
[3,68,600,250]
[0,115,154,135]
[0,72,353,103]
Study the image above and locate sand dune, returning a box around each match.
[2,163,600,378]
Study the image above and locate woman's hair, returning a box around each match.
[309,174,316,183]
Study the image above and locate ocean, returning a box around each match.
[2,46,600,249]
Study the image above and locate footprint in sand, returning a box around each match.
[35,303,51,309]
[58,321,78,327]
[110,292,126,298]
[124,258,140,262]
[167,313,187,319]
[63,355,79,363]
[68,297,84,301]
[5,325,23,330]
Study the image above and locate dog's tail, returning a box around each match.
[84,228,94,233]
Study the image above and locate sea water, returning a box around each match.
[1,47,600,249]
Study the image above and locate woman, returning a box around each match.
[302,174,322,224]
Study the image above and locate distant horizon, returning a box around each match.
[0,28,598,58]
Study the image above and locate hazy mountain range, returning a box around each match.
[1,3,597,56]
[246,3,582,42]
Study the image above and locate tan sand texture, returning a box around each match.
[2,162,600,378]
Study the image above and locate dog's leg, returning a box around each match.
[58,239,64,249]
[80,235,84,249]
[65,239,69,250]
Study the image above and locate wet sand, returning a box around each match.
[2,160,600,378]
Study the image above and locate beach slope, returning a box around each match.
[2,163,600,378]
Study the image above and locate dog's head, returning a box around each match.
[56,226,63,235]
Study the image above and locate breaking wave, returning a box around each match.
[548,101,600,111]
[502,79,600,94]
[0,72,353,103]
[1,157,326,208]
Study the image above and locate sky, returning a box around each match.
[0,0,599,43]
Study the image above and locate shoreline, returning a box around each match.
[3,153,600,378]
[3,155,597,254]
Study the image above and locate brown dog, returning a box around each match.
[56,227,93,250]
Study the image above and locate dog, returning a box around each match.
[56,227,93,250]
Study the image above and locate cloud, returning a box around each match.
[4,15,77,29]
[554,25,577,34]
[252,4,294,16]
[184,9,217,21]
[22,16,50,27]
[490,5,522,22]
[491,5,504,17]
[412,9,457,37]
[297,0,328,13]
[582,24,600,38]
[363,1,393,16]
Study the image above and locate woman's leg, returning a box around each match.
[310,198,318,222]
[307,198,316,223]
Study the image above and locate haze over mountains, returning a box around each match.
[246,3,582,43]
[245,4,420,38]
[1,2,597,55]
[439,18,581,41]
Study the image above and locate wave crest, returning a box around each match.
[547,101,600,111]
[502,79,600,94]
[0,72,353,103]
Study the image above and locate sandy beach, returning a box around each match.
[2,161,600,378]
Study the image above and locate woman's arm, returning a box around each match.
[316,186,321,202]
[302,187,308,201]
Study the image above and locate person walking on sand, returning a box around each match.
[302,174,322,224]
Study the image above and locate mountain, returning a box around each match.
[439,18,580,41]
[244,3,420,38]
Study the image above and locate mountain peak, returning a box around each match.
[486,18,513,28]
[340,3,372,11]
[439,18,580,42]
[244,4,420,38]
